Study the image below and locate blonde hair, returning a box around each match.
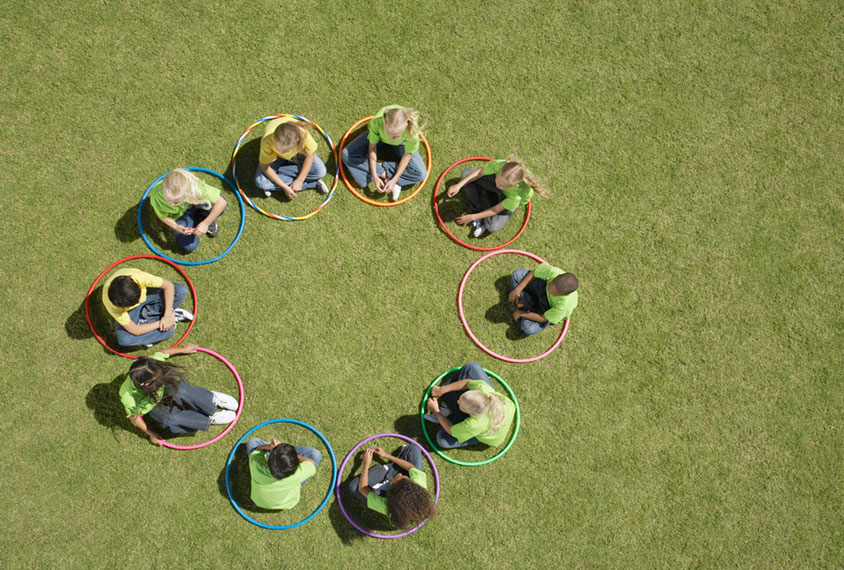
[273,120,310,155]
[458,390,507,436]
[384,107,422,141]
[162,169,211,209]
[498,154,549,197]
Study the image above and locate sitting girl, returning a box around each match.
[254,117,328,199]
[149,168,227,254]
[347,445,434,529]
[119,343,238,445]
[446,155,548,237]
[425,362,515,449]
[341,105,426,201]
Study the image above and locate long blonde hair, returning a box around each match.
[162,169,211,209]
[458,390,507,435]
[273,120,310,155]
[384,107,422,141]
[498,154,549,197]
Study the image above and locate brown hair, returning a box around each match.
[273,120,310,155]
[385,477,435,529]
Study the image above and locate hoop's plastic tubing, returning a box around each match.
[433,157,531,251]
[420,367,520,466]
[138,167,245,265]
[85,254,198,359]
[337,116,432,207]
[335,434,440,538]
[458,249,570,363]
[161,347,244,450]
[225,419,337,529]
[230,114,339,221]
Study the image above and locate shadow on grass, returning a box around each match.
[66,296,94,340]
[86,374,141,442]
[215,444,284,515]
[393,414,424,441]
[483,275,525,339]
[114,204,141,243]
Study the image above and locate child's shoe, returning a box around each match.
[174,308,194,323]
[211,391,239,411]
[316,179,329,194]
[210,410,236,425]
[472,220,486,238]
[206,222,218,238]
[423,413,439,423]
[390,184,402,202]
[263,189,272,197]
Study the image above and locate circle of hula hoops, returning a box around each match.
[230,114,339,221]
[85,254,198,359]
[433,157,531,251]
[337,116,432,207]
[420,367,520,466]
[138,167,245,265]
[335,433,441,539]
[225,418,337,530]
[458,249,570,363]
[162,347,244,450]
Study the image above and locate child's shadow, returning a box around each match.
[215,445,284,515]
[328,451,397,543]
[65,296,94,340]
[486,275,523,340]
[114,204,141,243]
[137,198,184,253]
[85,374,143,442]
[432,176,465,224]
[68,288,141,355]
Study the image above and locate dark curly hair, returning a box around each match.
[267,443,299,479]
[386,477,435,529]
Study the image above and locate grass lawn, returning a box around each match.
[1,1,841,567]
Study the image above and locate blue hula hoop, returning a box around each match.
[225,419,337,530]
[138,167,245,265]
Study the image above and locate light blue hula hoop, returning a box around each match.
[138,167,245,265]
[225,419,337,530]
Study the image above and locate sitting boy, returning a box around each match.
[102,268,193,347]
[247,438,321,510]
[508,264,578,336]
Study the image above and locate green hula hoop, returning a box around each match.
[420,367,520,466]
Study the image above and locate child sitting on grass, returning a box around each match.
[247,438,321,510]
[254,117,328,200]
[348,445,434,529]
[509,264,578,336]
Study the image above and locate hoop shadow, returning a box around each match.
[115,204,141,243]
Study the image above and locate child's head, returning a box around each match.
[458,390,507,435]
[385,476,435,529]
[161,168,208,207]
[549,272,578,296]
[383,107,421,141]
[267,443,299,480]
[108,276,141,308]
[495,154,549,197]
[128,357,185,402]
[273,120,309,156]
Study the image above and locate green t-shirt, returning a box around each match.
[534,263,578,324]
[450,380,516,447]
[118,352,168,416]
[366,467,427,517]
[483,159,534,211]
[148,177,221,220]
[366,105,420,154]
[249,451,317,510]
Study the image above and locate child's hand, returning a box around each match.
[382,179,396,194]
[175,225,193,235]
[284,186,297,200]
[373,176,385,193]
[148,432,164,446]
[270,439,281,448]
[508,289,521,304]
[426,397,440,414]
[447,183,461,198]
[431,385,444,397]
[159,312,176,331]
[513,310,524,321]
[362,448,374,467]
[194,222,209,236]
[456,214,474,226]
[290,179,303,192]
[182,342,198,353]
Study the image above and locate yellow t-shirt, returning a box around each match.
[101,268,164,325]
[259,117,318,164]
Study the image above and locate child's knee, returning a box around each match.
[520,319,542,337]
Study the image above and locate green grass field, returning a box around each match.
[1,1,842,567]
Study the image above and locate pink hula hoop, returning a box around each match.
[458,249,569,363]
[161,347,244,450]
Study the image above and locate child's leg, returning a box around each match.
[146,403,211,434]
[381,144,425,186]
[169,380,216,416]
[519,317,551,337]
[436,429,480,449]
[341,133,378,187]
[245,437,268,456]
[347,463,389,502]
[456,361,494,389]
[482,209,514,233]
[294,446,322,486]
[173,207,201,253]
[298,154,328,189]
[396,444,424,471]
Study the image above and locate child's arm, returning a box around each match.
[367,143,385,192]
[508,270,534,303]
[357,448,375,498]
[158,279,177,331]
[194,196,227,236]
[298,455,315,465]
[513,310,547,323]
[158,343,198,357]
[446,168,484,197]
[383,152,413,194]
[158,216,193,235]
[456,203,507,226]
[426,398,455,435]
[430,379,469,398]
[289,153,315,193]
[253,438,281,452]
[259,163,296,199]
[129,414,164,446]
[372,447,417,472]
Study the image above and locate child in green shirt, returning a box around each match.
[509,264,578,336]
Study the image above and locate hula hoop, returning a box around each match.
[230,114,339,221]
[458,249,570,363]
[85,254,198,359]
[337,116,432,207]
[420,367,520,466]
[161,347,244,450]
[335,434,440,539]
[138,167,245,265]
[225,419,337,530]
[433,157,531,251]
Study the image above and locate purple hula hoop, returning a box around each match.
[335,433,440,539]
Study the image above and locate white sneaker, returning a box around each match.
[391,184,402,202]
[174,308,194,323]
[316,179,329,194]
[473,220,486,238]
[263,189,272,197]
[209,410,236,425]
[211,391,238,411]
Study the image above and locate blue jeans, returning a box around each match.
[245,438,322,485]
[146,380,215,434]
[510,269,551,337]
[341,132,425,188]
[173,205,224,253]
[435,362,494,449]
[348,444,423,503]
[114,283,188,346]
[254,153,327,192]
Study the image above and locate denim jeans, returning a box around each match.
[146,380,215,433]
[348,444,423,503]
[435,362,494,449]
[510,269,552,337]
[114,283,188,346]
[173,205,217,253]
[245,438,322,485]
[341,132,425,188]
[254,153,327,192]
